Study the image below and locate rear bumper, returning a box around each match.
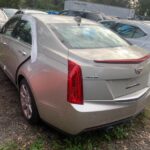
[60,89,150,134]
[38,88,150,135]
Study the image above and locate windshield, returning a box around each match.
[3,9,17,18]
[51,24,129,49]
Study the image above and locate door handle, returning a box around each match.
[18,50,27,56]
[2,42,8,45]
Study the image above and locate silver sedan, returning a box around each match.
[0,14,150,134]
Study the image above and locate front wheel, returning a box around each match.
[19,79,40,124]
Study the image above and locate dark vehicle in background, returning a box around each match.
[0,8,17,28]
[59,10,106,22]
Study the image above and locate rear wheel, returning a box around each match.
[19,79,40,124]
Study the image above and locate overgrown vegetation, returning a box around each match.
[0,122,138,150]
[0,0,64,10]
[0,141,18,150]
[0,111,147,150]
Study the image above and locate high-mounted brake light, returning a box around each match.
[67,60,83,104]
[94,55,150,64]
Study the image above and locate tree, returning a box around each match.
[84,0,130,8]
[0,0,20,8]
[137,0,150,16]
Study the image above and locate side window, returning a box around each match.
[101,21,116,29]
[133,28,146,38]
[114,23,136,38]
[86,13,97,21]
[2,18,19,36]
[12,20,32,44]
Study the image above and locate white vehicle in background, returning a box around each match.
[100,20,150,51]
[15,9,47,15]
[0,8,17,28]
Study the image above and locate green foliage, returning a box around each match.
[137,0,150,16]
[51,136,97,150]
[0,141,18,150]
[29,138,45,150]
[50,123,131,150]
[0,0,64,10]
[103,125,129,141]
[83,0,130,8]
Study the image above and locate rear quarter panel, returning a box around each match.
[17,20,72,129]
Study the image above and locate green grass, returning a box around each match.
[0,141,18,150]
[1,108,149,150]
[51,123,131,150]
[0,123,133,150]
[29,138,45,150]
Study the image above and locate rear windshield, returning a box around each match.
[50,24,129,49]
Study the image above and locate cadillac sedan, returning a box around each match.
[0,14,150,134]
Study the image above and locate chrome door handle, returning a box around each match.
[18,50,27,56]
[2,42,8,45]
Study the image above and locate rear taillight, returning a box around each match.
[67,60,83,104]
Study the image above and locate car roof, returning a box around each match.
[31,14,97,25]
[61,9,100,14]
[17,9,47,15]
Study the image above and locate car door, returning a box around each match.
[0,18,32,82]
[0,17,20,73]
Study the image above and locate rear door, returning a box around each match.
[0,17,20,74]
[0,17,31,82]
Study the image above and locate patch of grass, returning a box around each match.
[102,125,129,141]
[51,123,132,150]
[143,107,150,119]
[51,134,98,150]
[0,141,18,150]
[29,138,45,150]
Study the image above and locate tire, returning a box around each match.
[19,79,40,124]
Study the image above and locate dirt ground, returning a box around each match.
[1,68,150,150]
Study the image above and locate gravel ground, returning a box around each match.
[0,69,57,148]
[1,68,150,150]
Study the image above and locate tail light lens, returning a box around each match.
[67,60,83,104]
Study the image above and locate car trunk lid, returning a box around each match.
[68,45,150,101]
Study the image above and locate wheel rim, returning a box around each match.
[20,84,32,119]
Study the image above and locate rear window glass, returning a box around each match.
[50,24,129,49]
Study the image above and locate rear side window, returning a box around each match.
[12,20,32,44]
[86,13,99,21]
[133,28,146,38]
[114,23,135,38]
[2,17,20,36]
[114,23,146,38]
